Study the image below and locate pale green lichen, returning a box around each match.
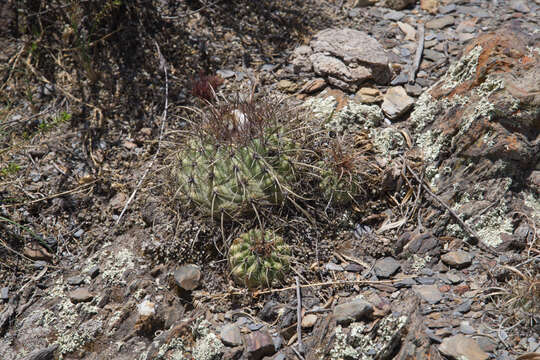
[442,45,483,90]
[448,178,513,247]
[411,254,432,272]
[327,102,384,134]
[330,315,407,360]
[101,248,135,286]
[370,127,405,158]
[329,325,359,360]
[304,93,337,122]
[192,332,224,360]
[153,337,186,360]
[56,320,102,357]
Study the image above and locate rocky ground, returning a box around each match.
[0,0,539,359]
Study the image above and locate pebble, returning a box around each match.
[459,321,475,335]
[67,275,85,286]
[217,69,235,79]
[383,10,405,21]
[441,251,473,269]
[416,277,436,285]
[1,287,8,301]
[425,15,455,29]
[173,264,201,291]
[245,330,276,360]
[438,4,456,14]
[325,262,343,272]
[73,229,84,238]
[374,257,401,279]
[455,300,472,314]
[413,284,443,304]
[220,324,243,347]
[69,287,94,303]
[381,86,415,120]
[333,299,374,326]
[301,314,318,328]
[87,265,100,279]
[439,334,488,360]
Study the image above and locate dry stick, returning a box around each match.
[409,22,425,84]
[404,162,499,256]
[295,276,305,355]
[116,41,168,225]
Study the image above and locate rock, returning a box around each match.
[310,28,392,84]
[476,337,498,353]
[301,314,318,328]
[69,287,94,303]
[23,242,53,261]
[459,321,475,335]
[277,79,297,93]
[425,15,455,29]
[222,346,243,360]
[1,287,8,301]
[217,69,236,79]
[379,0,416,10]
[397,21,416,41]
[220,324,243,347]
[439,4,456,14]
[87,265,100,279]
[174,264,201,291]
[66,275,85,286]
[441,251,473,269]
[373,257,401,278]
[290,45,313,73]
[439,334,489,360]
[455,5,491,18]
[408,28,540,249]
[333,299,374,326]
[354,87,383,104]
[510,0,530,13]
[421,0,439,14]
[383,10,405,21]
[382,86,415,119]
[245,330,276,360]
[21,344,58,360]
[302,78,326,94]
[455,300,472,313]
[413,285,442,304]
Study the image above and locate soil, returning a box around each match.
[0,1,538,359]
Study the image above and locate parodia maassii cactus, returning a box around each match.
[228,228,290,288]
[173,118,296,221]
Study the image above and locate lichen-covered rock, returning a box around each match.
[408,27,540,248]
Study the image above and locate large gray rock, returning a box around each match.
[310,28,392,84]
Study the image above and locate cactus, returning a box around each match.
[172,101,298,221]
[228,229,290,288]
[317,138,365,206]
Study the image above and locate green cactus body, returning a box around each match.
[228,229,290,288]
[318,161,361,205]
[174,128,295,220]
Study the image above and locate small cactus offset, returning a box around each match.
[228,229,290,288]
[317,138,365,206]
[172,100,297,221]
